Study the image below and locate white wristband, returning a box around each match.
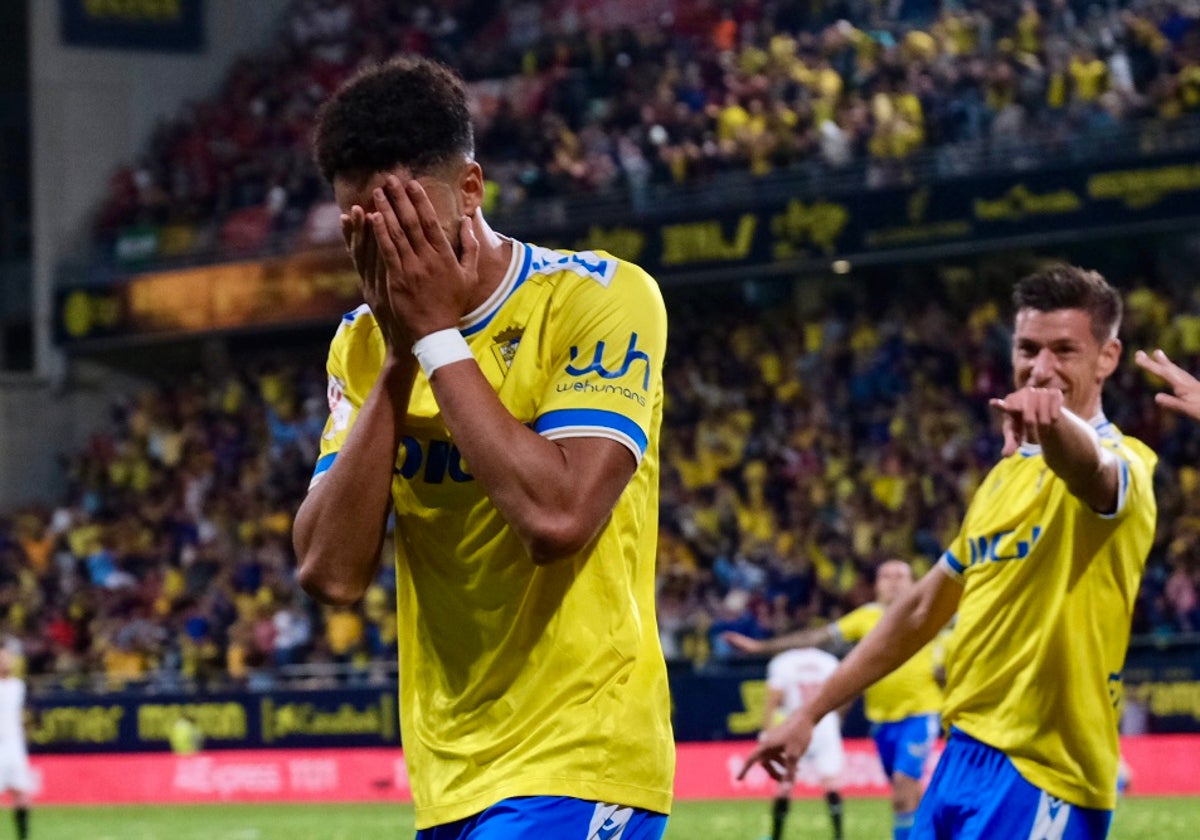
[412,328,472,377]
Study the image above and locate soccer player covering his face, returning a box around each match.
[725,560,943,840]
[293,57,673,839]
[740,266,1156,839]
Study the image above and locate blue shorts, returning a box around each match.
[871,713,939,780]
[416,796,669,840]
[914,729,1112,840]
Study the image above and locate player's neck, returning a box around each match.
[469,219,514,312]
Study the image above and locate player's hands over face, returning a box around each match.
[721,631,766,655]
[341,207,411,353]
[989,387,1065,456]
[737,713,813,784]
[368,175,479,342]
[1135,349,1200,421]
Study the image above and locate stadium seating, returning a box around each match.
[90,0,1200,267]
[3,282,1198,690]
[12,0,1200,690]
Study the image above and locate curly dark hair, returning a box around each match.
[313,55,474,183]
[1013,264,1123,342]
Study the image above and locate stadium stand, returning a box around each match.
[3,273,1199,691]
[89,0,1200,265]
[7,0,1198,690]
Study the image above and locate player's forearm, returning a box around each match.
[294,357,416,605]
[762,626,835,655]
[801,570,960,725]
[428,361,621,563]
[1039,407,1119,513]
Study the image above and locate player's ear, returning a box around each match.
[458,161,484,217]
[1098,337,1121,380]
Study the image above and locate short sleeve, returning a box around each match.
[833,606,873,644]
[1092,436,1156,522]
[532,260,667,463]
[938,524,969,580]
[310,306,376,488]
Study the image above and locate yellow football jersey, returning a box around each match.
[938,417,1156,810]
[833,603,943,723]
[313,240,675,828]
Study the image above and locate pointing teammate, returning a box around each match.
[726,560,943,839]
[293,57,673,838]
[740,266,1156,839]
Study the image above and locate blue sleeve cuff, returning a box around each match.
[533,408,649,461]
[310,452,337,487]
[1094,456,1130,520]
[940,550,965,577]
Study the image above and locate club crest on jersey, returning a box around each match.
[490,327,523,370]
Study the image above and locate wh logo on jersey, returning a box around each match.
[966,524,1043,567]
[565,333,651,391]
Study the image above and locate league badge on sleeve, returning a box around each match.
[325,375,353,439]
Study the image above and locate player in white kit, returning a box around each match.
[762,647,844,840]
[0,649,30,839]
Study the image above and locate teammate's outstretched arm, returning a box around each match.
[294,211,417,606]
[1135,348,1200,421]
[739,567,961,781]
[989,387,1121,514]
[723,626,836,657]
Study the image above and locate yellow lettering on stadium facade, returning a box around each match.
[62,290,122,338]
[726,680,768,735]
[137,703,247,741]
[661,215,757,265]
[1128,681,1200,721]
[260,695,397,743]
[972,184,1082,221]
[309,268,365,301]
[83,0,182,23]
[863,220,972,248]
[29,706,123,745]
[1088,164,1200,209]
[770,200,849,258]
[573,226,646,263]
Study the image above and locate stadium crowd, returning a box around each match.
[93,0,1200,254]
[17,0,1200,691]
[1,277,1199,690]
